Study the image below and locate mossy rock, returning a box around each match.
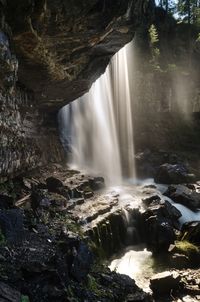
[175,240,200,259]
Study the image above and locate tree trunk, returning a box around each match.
[165,0,168,13]
[187,0,191,24]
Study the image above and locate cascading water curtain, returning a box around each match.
[59,41,136,185]
[112,41,136,180]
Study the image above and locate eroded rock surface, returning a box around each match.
[164,185,200,211]
[150,271,181,296]
[150,269,200,301]
[0,164,200,301]
[3,0,151,110]
[0,165,151,302]
[155,163,194,185]
[141,195,181,253]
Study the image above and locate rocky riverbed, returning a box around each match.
[0,163,200,302]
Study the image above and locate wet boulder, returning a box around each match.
[0,209,25,244]
[145,216,176,253]
[70,242,93,282]
[142,197,182,226]
[169,252,190,269]
[46,177,64,192]
[142,194,182,222]
[141,202,178,252]
[78,180,94,199]
[97,271,139,300]
[142,194,161,207]
[58,232,88,282]
[83,191,94,199]
[89,177,105,190]
[68,187,83,199]
[161,200,182,222]
[31,189,67,210]
[164,185,200,211]
[150,271,181,296]
[155,163,195,184]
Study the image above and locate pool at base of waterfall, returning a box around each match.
[107,179,200,293]
[109,245,154,292]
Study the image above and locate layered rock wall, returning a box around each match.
[0,88,64,181]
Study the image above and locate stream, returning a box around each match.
[105,178,200,291]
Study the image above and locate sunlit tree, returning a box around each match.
[177,0,200,25]
[149,24,160,69]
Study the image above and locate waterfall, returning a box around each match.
[59,41,136,184]
[112,41,135,179]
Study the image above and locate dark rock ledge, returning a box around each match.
[3,0,153,111]
[150,269,200,301]
[0,164,200,301]
[0,164,151,302]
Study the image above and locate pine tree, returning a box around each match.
[177,0,200,25]
[149,24,160,69]
[157,0,176,13]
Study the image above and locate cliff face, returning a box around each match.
[0,0,150,179]
[5,0,151,111]
[0,90,64,181]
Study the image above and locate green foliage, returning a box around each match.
[177,0,200,25]
[53,212,84,237]
[0,179,21,200]
[87,275,99,293]
[148,24,161,68]
[175,240,200,255]
[149,24,159,44]
[86,274,108,297]
[156,1,200,25]
[65,286,80,302]
[21,296,30,302]
[167,63,178,71]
